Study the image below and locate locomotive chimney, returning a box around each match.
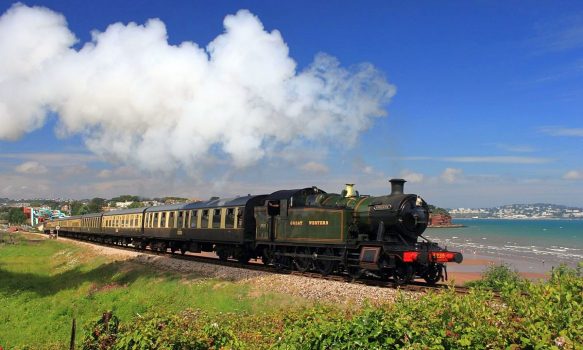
[389,178,406,195]
[344,184,356,197]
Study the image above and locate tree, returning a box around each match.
[127,202,143,209]
[87,198,106,213]
[110,195,140,203]
[70,201,89,216]
[428,205,450,216]
[8,208,26,225]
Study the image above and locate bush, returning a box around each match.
[277,265,582,349]
[465,263,524,291]
[83,310,242,350]
[82,264,582,349]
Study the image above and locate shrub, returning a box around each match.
[465,263,524,291]
[82,264,583,350]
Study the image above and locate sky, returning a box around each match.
[0,1,582,208]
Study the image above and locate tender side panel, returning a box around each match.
[275,208,347,243]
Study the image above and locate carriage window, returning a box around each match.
[237,207,244,227]
[190,210,197,228]
[178,211,184,228]
[153,213,158,227]
[226,208,234,229]
[161,212,166,228]
[212,209,221,228]
[201,210,209,228]
[169,211,175,228]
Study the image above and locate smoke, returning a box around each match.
[0,3,395,173]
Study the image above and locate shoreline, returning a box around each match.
[445,252,552,284]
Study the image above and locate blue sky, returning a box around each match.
[0,1,582,207]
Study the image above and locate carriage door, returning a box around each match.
[254,205,270,241]
[267,199,288,241]
[267,200,280,241]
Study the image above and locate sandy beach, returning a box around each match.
[445,253,549,284]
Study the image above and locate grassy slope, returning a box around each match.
[0,233,301,349]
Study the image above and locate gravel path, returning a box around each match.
[33,233,408,305]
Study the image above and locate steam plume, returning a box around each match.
[0,3,395,173]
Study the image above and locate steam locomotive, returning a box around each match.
[44,179,462,285]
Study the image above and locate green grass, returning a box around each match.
[0,232,303,349]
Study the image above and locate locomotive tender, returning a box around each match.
[44,179,462,284]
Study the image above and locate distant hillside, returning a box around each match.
[449,203,583,219]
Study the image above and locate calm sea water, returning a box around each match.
[424,219,583,269]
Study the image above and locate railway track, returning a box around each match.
[44,232,478,296]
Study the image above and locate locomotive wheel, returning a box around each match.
[394,264,414,285]
[293,248,312,272]
[314,248,336,276]
[170,246,177,254]
[423,263,442,285]
[180,247,187,255]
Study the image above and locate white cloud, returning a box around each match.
[540,126,583,137]
[395,156,551,164]
[97,169,112,179]
[442,156,550,164]
[563,170,583,180]
[399,169,424,183]
[363,166,374,174]
[300,161,329,173]
[494,143,535,153]
[15,161,48,174]
[440,168,463,183]
[0,4,395,175]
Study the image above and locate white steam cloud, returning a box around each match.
[0,3,395,173]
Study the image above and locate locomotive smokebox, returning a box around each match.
[389,178,406,195]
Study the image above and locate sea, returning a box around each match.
[424,219,583,273]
